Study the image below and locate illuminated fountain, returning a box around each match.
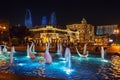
[10,46,14,64]
[56,43,62,58]
[12,46,16,53]
[65,47,71,69]
[63,47,73,75]
[0,54,7,66]
[100,46,109,62]
[44,42,52,64]
[29,41,36,59]
[0,46,7,66]
[101,46,105,60]
[2,45,115,79]
[0,46,2,54]
[27,41,36,58]
[0,44,11,56]
[27,44,30,58]
[32,43,37,54]
[3,45,7,53]
[0,45,8,54]
[76,44,89,58]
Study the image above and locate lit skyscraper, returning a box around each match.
[49,12,57,26]
[41,16,47,26]
[25,9,33,28]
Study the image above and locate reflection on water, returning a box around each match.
[0,51,120,80]
[0,62,14,74]
[111,55,120,78]
[33,57,45,77]
[97,55,120,79]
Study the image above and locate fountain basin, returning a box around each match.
[0,51,119,80]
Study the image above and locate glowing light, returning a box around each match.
[101,59,109,63]
[25,9,32,28]
[41,16,47,26]
[62,67,74,75]
[111,55,120,77]
[18,63,25,66]
[50,12,56,26]
[52,62,59,65]
[109,39,113,42]
[70,38,74,43]
[114,29,119,34]
[7,51,11,54]
[27,56,30,58]
[3,26,6,29]
[43,37,48,43]
[59,60,66,63]
[58,58,66,61]
[66,69,71,74]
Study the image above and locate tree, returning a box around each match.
[10,25,30,45]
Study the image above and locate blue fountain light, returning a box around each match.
[17,63,25,66]
[101,59,109,63]
[62,68,74,75]
[2,51,117,80]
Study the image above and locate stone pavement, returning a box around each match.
[0,73,60,80]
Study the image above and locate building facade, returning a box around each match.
[29,17,120,46]
[95,25,120,45]
[96,25,119,35]
[29,25,78,45]
[29,18,95,46]
[66,18,95,43]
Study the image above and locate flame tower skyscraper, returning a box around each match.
[25,9,33,28]
[49,12,57,26]
[41,16,47,26]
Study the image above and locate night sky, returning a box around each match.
[0,0,120,26]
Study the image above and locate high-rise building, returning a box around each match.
[41,16,47,26]
[49,12,57,26]
[96,25,118,35]
[25,9,33,28]
[95,25,120,45]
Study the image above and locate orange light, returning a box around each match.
[3,26,6,30]
[116,29,119,33]
[114,29,119,34]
